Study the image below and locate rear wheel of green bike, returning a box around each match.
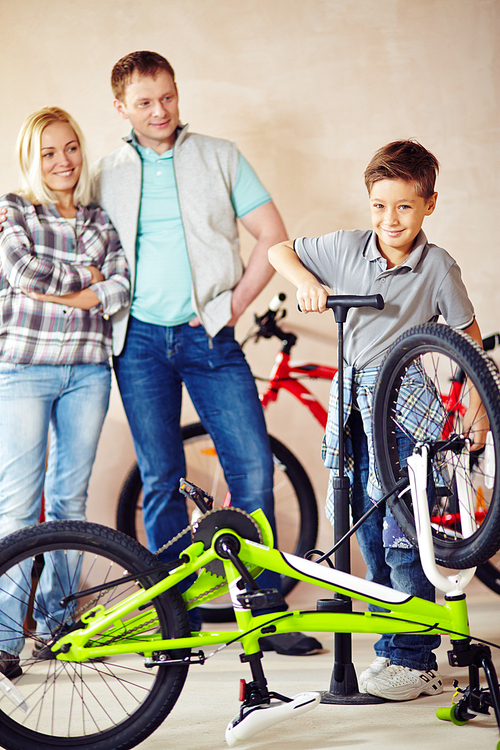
[0,521,190,750]
[373,323,500,569]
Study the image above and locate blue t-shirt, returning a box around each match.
[131,137,271,327]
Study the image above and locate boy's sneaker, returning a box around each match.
[358,656,390,692]
[364,664,443,701]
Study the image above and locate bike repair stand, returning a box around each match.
[319,295,386,705]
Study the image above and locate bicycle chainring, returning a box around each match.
[192,507,262,577]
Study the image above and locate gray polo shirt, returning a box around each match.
[294,229,474,369]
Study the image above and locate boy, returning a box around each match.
[269,140,486,699]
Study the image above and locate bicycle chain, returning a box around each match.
[51,507,256,646]
[154,506,261,605]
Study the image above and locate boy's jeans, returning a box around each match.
[349,407,441,671]
[0,362,111,654]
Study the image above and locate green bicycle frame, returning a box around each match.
[52,508,471,664]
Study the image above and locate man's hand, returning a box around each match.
[0,207,6,232]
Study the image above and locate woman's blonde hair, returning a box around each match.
[16,106,91,206]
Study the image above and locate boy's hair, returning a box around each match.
[16,106,91,207]
[364,140,439,200]
[111,50,176,101]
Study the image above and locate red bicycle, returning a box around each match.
[116,293,500,610]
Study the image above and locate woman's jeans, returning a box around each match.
[349,407,441,670]
[113,317,280,594]
[0,361,111,655]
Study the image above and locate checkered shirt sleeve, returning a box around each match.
[0,193,130,364]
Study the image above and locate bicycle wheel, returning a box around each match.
[116,423,318,603]
[0,521,190,750]
[373,322,500,569]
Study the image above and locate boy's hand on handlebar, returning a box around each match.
[297,282,328,313]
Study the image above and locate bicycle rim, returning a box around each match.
[373,323,500,569]
[0,521,190,750]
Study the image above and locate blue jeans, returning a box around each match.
[349,407,440,670]
[0,361,111,654]
[114,317,280,593]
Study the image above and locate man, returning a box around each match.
[91,50,321,655]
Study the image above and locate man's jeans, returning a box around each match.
[349,407,441,671]
[113,317,280,592]
[0,362,111,654]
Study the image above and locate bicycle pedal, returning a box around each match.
[225,691,321,746]
[236,588,285,610]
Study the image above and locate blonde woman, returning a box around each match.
[0,107,130,677]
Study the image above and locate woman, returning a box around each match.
[0,107,130,677]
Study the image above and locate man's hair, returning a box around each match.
[364,140,439,200]
[111,51,176,101]
[16,106,91,206]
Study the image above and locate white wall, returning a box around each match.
[1,0,498,551]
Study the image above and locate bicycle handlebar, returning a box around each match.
[249,292,499,359]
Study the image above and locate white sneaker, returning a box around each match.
[364,664,443,701]
[358,656,390,692]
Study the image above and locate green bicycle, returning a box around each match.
[1,321,500,750]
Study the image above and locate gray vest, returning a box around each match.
[91,125,242,354]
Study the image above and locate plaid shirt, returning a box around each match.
[0,194,130,364]
[322,363,446,524]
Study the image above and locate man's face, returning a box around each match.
[114,70,180,154]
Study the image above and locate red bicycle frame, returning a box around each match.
[259,350,334,429]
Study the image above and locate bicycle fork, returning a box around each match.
[408,445,500,738]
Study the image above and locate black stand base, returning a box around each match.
[317,599,386,705]
[320,662,386,705]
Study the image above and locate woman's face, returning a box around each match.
[40,121,82,199]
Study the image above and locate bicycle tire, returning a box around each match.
[0,521,190,750]
[373,322,500,569]
[116,423,318,616]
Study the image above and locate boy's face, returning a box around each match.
[369,179,437,262]
[114,70,180,154]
